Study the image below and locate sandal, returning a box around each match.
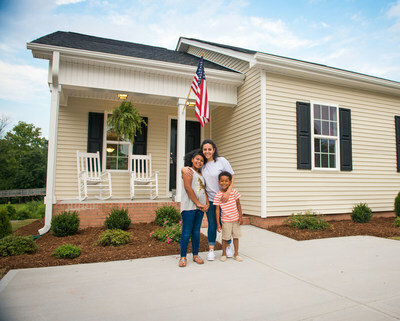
[178,257,187,267]
[193,256,204,264]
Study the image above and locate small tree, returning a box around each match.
[0,208,12,239]
[394,192,400,217]
[107,101,146,143]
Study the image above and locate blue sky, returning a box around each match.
[0,0,399,138]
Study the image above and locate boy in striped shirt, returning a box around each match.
[215,171,243,262]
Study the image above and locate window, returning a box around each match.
[312,103,339,169]
[296,101,352,171]
[104,114,148,171]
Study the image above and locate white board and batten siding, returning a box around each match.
[212,68,262,217]
[56,97,195,200]
[264,73,400,217]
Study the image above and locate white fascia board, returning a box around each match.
[253,52,400,95]
[176,38,257,67]
[27,42,245,87]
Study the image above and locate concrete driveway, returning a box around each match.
[1,225,399,321]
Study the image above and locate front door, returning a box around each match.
[169,119,201,191]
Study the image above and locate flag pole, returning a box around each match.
[183,52,205,111]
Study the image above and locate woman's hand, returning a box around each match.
[181,166,193,177]
[220,190,230,203]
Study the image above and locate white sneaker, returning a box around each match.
[207,250,215,261]
[226,246,233,258]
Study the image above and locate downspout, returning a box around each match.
[260,70,267,218]
[39,51,61,235]
[175,98,187,202]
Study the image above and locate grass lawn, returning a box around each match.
[11,219,39,231]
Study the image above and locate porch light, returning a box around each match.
[106,147,115,153]
[186,102,196,107]
[118,93,128,100]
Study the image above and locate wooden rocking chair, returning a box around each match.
[129,154,158,199]
[76,151,112,201]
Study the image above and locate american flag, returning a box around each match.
[191,56,209,126]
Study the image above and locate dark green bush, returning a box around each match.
[394,217,400,227]
[6,204,17,220]
[0,208,12,239]
[154,205,181,226]
[285,211,331,230]
[351,203,373,223]
[51,211,80,237]
[394,192,400,218]
[0,235,38,257]
[94,229,131,246]
[105,208,131,230]
[52,244,81,259]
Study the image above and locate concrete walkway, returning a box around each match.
[0,226,400,321]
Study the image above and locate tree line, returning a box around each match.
[0,116,48,190]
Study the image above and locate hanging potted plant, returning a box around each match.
[107,101,146,142]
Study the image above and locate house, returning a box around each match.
[27,31,400,234]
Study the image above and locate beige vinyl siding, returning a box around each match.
[187,46,249,73]
[212,68,261,216]
[265,72,400,217]
[56,97,180,200]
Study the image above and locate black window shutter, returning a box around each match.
[87,112,104,162]
[395,116,400,172]
[339,108,352,171]
[297,102,311,169]
[132,117,148,155]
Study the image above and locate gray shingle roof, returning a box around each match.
[31,31,233,72]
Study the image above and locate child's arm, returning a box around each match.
[220,175,234,203]
[183,174,205,210]
[216,205,222,232]
[236,198,243,225]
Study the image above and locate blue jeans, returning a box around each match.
[180,209,204,257]
[207,202,231,247]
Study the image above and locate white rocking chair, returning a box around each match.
[76,151,112,201]
[129,154,158,199]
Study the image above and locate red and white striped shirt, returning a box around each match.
[213,189,241,222]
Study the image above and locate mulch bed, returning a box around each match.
[267,216,400,241]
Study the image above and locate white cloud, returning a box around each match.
[0,61,48,103]
[56,0,86,5]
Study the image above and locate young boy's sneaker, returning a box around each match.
[226,246,233,258]
[207,250,215,261]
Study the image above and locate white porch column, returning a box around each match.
[175,98,187,202]
[260,70,267,218]
[40,51,61,235]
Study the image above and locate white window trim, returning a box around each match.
[311,101,340,171]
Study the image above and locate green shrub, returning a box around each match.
[394,217,400,227]
[25,201,45,219]
[16,208,29,220]
[51,211,80,237]
[150,222,182,244]
[52,244,81,259]
[154,205,181,227]
[394,192,400,218]
[6,204,17,220]
[0,235,38,257]
[105,208,131,230]
[95,229,131,246]
[285,211,331,230]
[351,203,373,223]
[0,208,12,239]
